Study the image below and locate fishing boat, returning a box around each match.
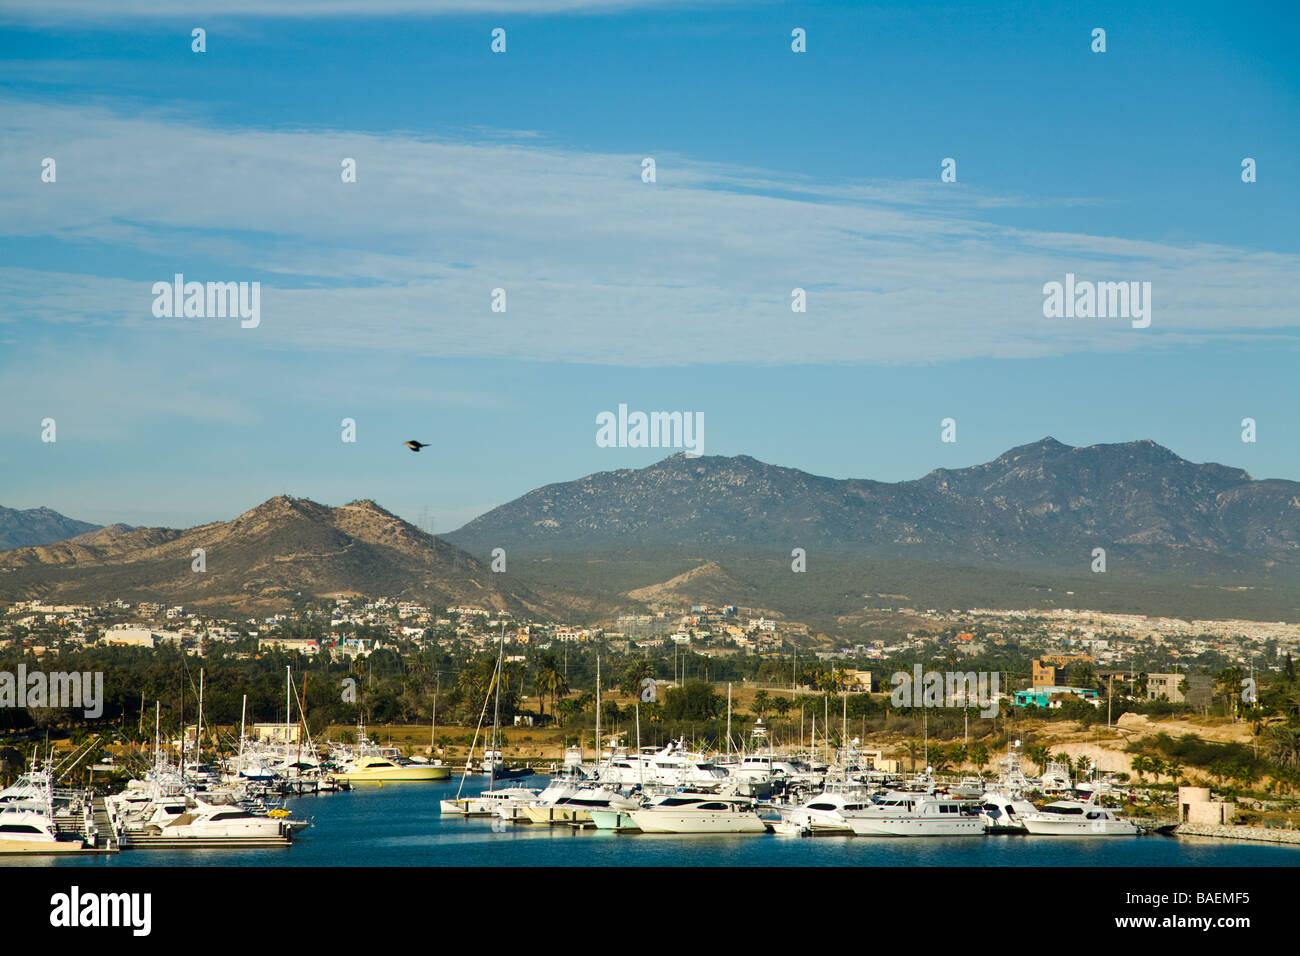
[979,789,1039,834]
[0,804,87,854]
[979,741,1039,833]
[335,753,448,783]
[779,787,875,835]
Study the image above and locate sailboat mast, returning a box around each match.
[197,668,204,768]
[490,624,504,790]
[726,683,732,757]
[239,694,247,776]
[285,666,292,754]
[595,653,601,765]
[297,673,307,769]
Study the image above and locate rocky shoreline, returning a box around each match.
[1176,823,1300,846]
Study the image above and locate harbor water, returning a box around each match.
[8,777,1296,868]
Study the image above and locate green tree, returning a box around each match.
[533,653,569,723]
[619,659,656,699]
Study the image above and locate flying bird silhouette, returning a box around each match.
[405,440,430,452]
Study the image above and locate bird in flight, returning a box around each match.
[405,440,430,452]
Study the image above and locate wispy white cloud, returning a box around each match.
[1,98,1297,372]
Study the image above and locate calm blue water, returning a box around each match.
[12,778,1298,867]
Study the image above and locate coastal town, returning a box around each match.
[5,595,1298,699]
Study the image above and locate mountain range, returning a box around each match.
[0,496,587,618]
[2,438,1297,623]
[0,506,101,551]
[447,438,1300,571]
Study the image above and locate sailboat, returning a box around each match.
[440,626,538,815]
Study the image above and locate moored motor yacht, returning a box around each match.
[440,786,541,816]
[848,792,985,837]
[520,785,639,824]
[0,804,87,854]
[781,788,875,835]
[335,753,449,782]
[979,789,1039,833]
[1022,792,1139,836]
[626,792,767,834]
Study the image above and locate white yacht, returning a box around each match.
[626,792,767,834]
[731,752,808,785]
[1022,792,1139,836]
[979,790,1039,833]
[499,774,585,823]
[0,804,87,854]
[440,786,540,817]
[848,792,985,837]
[781,788,875,835]
[522,786,641,824]
[138,799,289,840]
[595,740,731,790]
[1038,760,1074,793]
[979,743,1039,833]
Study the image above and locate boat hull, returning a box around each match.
[588,809,640,831]
[522,805,588,824]
[0,838,88,854]
[337,766,449,782]
[1022,819,1138,836]
[626,810,767,834]
[848,817,985,837]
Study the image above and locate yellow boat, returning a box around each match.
[334,755,450,782]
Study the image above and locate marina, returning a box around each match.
[9,777,1296,869]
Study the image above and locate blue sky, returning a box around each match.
[1,0,1297,532]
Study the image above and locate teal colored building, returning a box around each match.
[1014,686,1101,708]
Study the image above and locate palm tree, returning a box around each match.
[533,653,569,723]
[1028,744,1051,776]
[619,659,655,699]
[1130,754,1151,781]
[1215,667,1245,719]
[752,690,771,718]
[903,740,921,773]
